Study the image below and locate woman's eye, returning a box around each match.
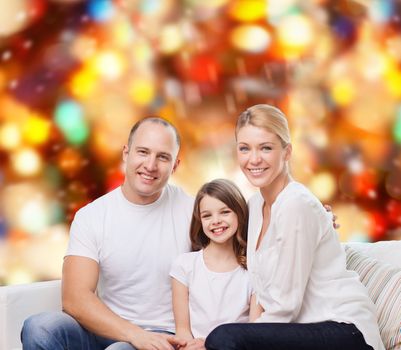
[238,146,249,152]
[262,146,272,151]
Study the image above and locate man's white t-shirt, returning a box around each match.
[66,184,194,332]
[170,250,253,338]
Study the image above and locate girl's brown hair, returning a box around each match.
[189,179,248,269]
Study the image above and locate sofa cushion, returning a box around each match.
[345,246,401,350]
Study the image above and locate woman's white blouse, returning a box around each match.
[247,181,384,350]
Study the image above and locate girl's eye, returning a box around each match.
[221,210,231,215]
[201,214,211,219]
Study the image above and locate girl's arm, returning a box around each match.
[171,277,194,342]
[249,293,264,322]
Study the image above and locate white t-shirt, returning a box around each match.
[66,184,194,332]
[247,181,384,350]
[170,250,253,338]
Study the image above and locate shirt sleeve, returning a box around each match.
[65,207,100,262]
[256,194,330,323]
[169,253,190,287]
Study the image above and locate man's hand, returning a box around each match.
[324,204,340,229]
[179,338,206,350]
[129,329,187,350]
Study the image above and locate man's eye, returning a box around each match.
[158,155,169,161]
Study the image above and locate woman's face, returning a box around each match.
[236,124,291,189]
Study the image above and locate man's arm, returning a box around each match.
[62,256,185,350]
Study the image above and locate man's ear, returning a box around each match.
[122,144,129,162]
[172,158,180,173]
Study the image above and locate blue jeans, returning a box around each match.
[21,311,173,350]
[205,321,374,350]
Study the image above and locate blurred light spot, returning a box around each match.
[0,122,22,150]
[70,35,97,61]
[5,267,34,285]
[0,0,31,37]
[228,0,267,22]
[394,106,401,144]
[333,204,370,242]
[87,0,115,22]
[69,67,97,98]
[308,172,336,201]
[129,77,156,105]
[22,114,51,145]
[94,51,126,80]
[159,24,184,54]
[54,100,89,145]
[330,78,356,106]
[368,0,393,23]
[230,25,271,53]
[19,200,49,235]
[11,148,42,176]
[277,14,313,57]
[57,147,83,177]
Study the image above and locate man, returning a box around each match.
[21,117,194,350]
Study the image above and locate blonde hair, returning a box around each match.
[235,104,291,147]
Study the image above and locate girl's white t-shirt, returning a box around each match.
[170,250,253,338]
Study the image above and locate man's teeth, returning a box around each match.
[249,168,265,174]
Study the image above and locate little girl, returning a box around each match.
[170,179,263,349]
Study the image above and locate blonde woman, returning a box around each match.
[205,104,384,350]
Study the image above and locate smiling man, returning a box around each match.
[21,117,194,350]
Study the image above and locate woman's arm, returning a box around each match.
[172,277,194,342]
[249,293,264,322]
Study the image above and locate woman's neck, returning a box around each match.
[260,171,291,207]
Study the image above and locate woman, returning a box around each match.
[205,104,384,350]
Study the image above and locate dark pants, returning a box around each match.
[205,321,373,350]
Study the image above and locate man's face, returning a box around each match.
[121,121,180,204]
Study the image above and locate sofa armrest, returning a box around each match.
[0,280,62,350]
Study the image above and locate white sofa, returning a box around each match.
[1,241,400,350]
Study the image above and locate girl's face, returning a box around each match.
[199,195,238,246]
[236,124,291,189]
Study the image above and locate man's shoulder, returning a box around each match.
[165,184,194,205]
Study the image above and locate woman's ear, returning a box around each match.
[284,143,292,161]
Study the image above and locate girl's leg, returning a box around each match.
[205,321,373,350]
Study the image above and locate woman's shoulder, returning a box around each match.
[278,181,325,214]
